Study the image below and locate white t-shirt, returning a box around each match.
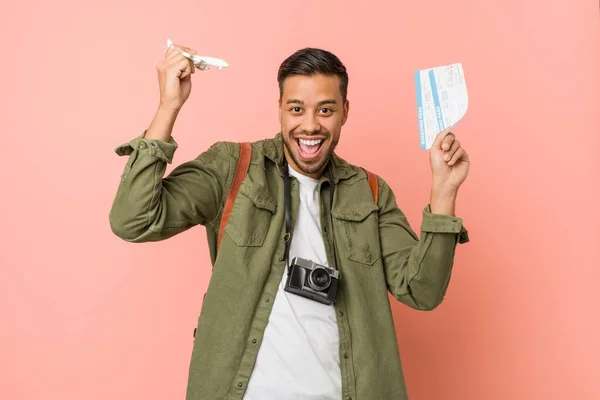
[243,166,341,400]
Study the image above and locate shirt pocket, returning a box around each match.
[225,183,277,247]
[331,202,381,266]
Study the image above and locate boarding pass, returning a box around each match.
[415,63,468,150]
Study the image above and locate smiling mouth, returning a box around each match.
[296,138,325,159]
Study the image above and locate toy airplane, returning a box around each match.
[162,39,229,71]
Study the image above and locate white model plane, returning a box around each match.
[162,39,229,71]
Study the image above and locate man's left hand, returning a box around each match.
[429,128,470,190]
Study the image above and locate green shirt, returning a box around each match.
[109,132,469,400]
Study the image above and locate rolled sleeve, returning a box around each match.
[109,133,234,243]
[114,132,178,164]
[421,205,470,244]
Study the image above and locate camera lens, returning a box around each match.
[308,267,331,291]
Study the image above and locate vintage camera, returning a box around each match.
[284,257,340,305]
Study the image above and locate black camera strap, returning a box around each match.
[283,157,293,270]
[282,157,338,273]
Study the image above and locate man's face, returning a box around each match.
[279,73,349,179]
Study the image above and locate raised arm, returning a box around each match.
[108,41,233,242]
[380,129,470,310]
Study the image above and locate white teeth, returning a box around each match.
[298,139,323,146]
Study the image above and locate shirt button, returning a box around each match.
[279,257,284,261]
[237,382,243,388]
[339,311,344,317]
[252,338,257,344]
[265,297,270,303]
[344,352,349,359]
[346,396,352,400]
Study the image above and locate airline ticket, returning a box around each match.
[415,63,468,149]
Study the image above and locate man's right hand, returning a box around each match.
[145,43,197,142]
[156,43,197,112]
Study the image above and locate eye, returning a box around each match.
[290,107,302,113]
[319,107,333,115]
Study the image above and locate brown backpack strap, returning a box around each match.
[217,142,252,250]
[365,169,379,204]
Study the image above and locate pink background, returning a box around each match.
[2,0,599,399]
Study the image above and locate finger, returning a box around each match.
[165,43,195,60]
[448,147,465,166]
[168,42,187,51]
[177,58,194,79]
[432,127,454,150]
[164,52,189,66]
[169,44,197,60]
[165,41,180,54]
[444,140,460,161]
[165,50,195,73]
[180,46,197,55]
[161,56,192,78]
[181,65,193,79]
[441,132,455,151]
[166,45,185,60]
[157,55,181,72]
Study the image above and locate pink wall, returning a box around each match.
[2,0,599,399]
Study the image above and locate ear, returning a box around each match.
[341,99,350,126]
[278,98,282,123]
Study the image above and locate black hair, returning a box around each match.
[277,48,349,102]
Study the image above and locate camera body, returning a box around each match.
[284,257,340,305]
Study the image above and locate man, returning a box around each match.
[110,43,470,400]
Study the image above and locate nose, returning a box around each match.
[299,113,321,134]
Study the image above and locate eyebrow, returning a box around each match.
[286,99,338,106]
